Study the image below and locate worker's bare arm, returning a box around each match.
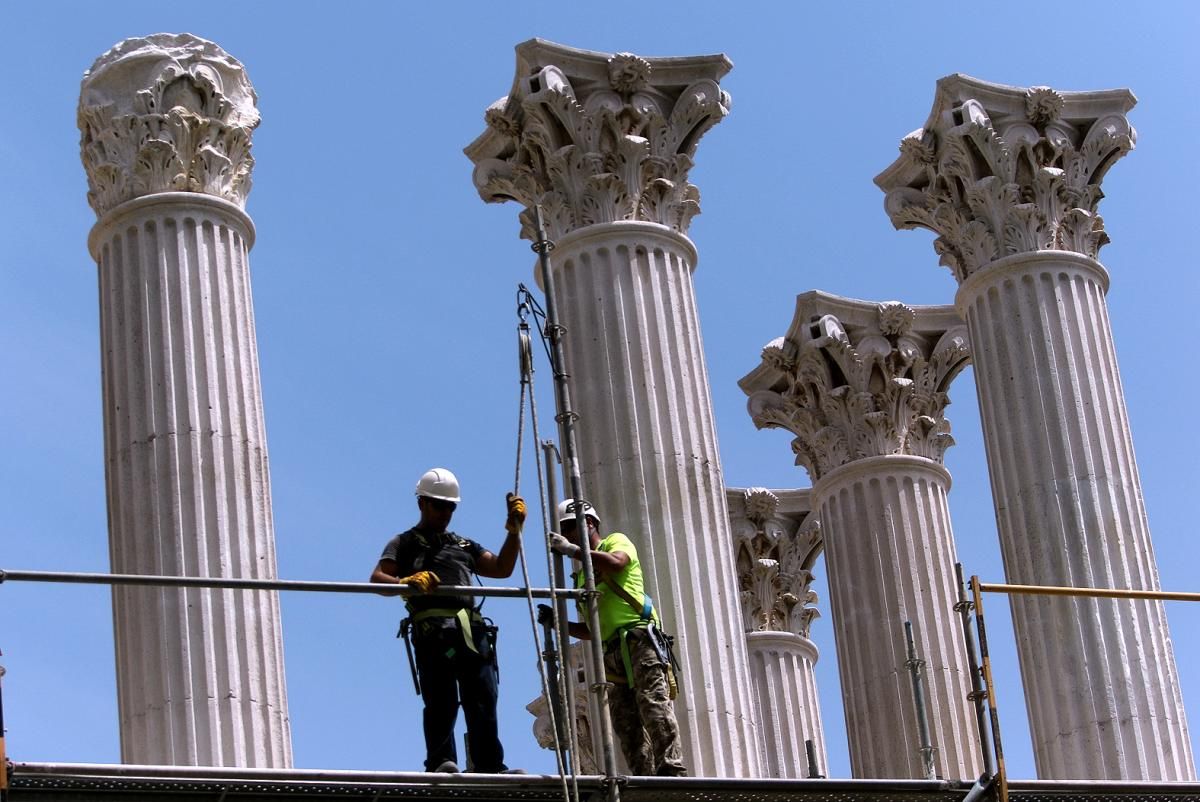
[475,530,521,578]
[589,548,630,576]
[370,558,405,595]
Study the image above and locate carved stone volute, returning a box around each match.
[732,488,822,638]
[78,33,260,218]
[741,294,970,483]
[875,74,1136,282]
[465,39,732,241]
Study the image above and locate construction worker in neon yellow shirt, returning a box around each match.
[550,499,686,777]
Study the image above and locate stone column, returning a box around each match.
[527,643,600,774]
[742,293,981,780]
[876,75,1194,781]
[727,487,827,778]
[78,34,291,767]
[467,40,762,777]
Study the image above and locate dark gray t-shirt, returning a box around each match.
[380,527,485,612]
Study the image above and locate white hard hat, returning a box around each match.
[415,468,461,503]
[557,498,600,525]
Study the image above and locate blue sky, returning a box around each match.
[2,0,1198,780]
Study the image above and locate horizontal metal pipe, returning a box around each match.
[0,569,582,600]
[979,582,1200,603]
[12,761,581,786]
[17,762,1198,794]
[12,761,955,789]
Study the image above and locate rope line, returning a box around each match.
[524,319,583,802]
[514,291,577,802]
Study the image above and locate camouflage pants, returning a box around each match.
[605,626,686,776]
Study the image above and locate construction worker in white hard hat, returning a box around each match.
[370,467,527,774]
[549,499,686,777]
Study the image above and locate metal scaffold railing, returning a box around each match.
[0,567,593,797]
[0,204,624,802]
[954,562,1200,802]
[0,571,583,599]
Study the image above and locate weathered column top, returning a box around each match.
[464,38,732,242]
[78,33,260,219]
[874,74,1136,283]
[740,292,970,483]
[727,487,821,639]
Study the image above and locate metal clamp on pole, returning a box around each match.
[961,772,994,802]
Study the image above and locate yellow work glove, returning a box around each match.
[397,570,440,594]
[505,492,527,534]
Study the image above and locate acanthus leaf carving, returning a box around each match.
[78,34,259,218]
[877,77,1136,281]
[467,45,730,241]
[731,494,823,638]
[747,301,971,482]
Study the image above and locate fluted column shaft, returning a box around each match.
[90,193,291,766]
[551,221,761,776]
[80,34,291,767]
[957,251,1193,779]
[746,631,826,778]
[878,77,1193,779]
[814,456,980,779]
[728,486,826,778]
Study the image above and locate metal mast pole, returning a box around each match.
[531,205,620,799]
[540,440,579,775]
[903,621,937,780]
[1,652,8,802]
[955,564,995,776]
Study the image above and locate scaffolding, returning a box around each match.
[5,560,1200,802]
[0,205,623,802]
[4,202,1200,800]
[953,566,1200,802]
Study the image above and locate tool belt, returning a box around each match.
[601,578,681,699]
[397,607,499,695]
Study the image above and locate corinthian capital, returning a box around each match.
[729,488,822,638]
[78,33,260,218]
[875,74,1136,282]
[740,293,970,482]
[465,39,732,241]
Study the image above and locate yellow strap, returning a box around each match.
[606,621,648,686]
[456,608,478,655]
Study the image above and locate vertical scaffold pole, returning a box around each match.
[541,440,580,775]
[904,621,937,780]
[0,652,8,802]
[955,564,995,776]
[804,739,824,779]
[970,576,1007,802]
[531,205,620,801]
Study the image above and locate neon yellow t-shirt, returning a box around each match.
[575,532,654,642]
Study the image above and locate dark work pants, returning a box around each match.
[413,621,505,772]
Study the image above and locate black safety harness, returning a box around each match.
[395,532,500,695]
